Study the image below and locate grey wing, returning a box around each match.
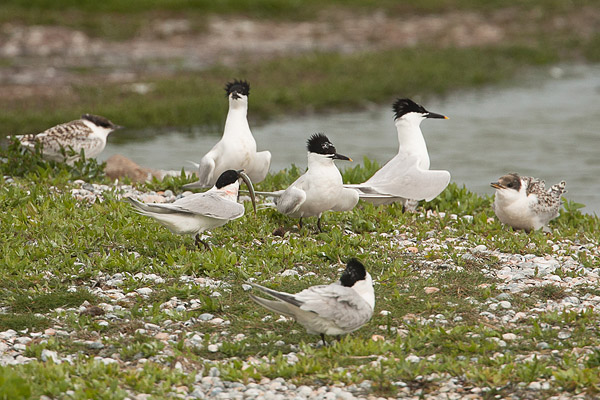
[171,192,245,220]
[296,285,373,331]
[276,186,306,215]
[361,154,450,201]
[182,155,216,189]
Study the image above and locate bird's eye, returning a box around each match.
[507,183,514,188]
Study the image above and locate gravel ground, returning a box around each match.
[2,181,599,399]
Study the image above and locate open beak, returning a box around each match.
[490,182,505,189]
[426,112,449,120]
[238,170,257,215]
[332,153,352,161]
[231,91,241,100]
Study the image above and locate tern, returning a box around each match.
[126,169,256,249]
[491,173,566,232]
[344,98,450,211]
[248,258,374,344]
[183,79,271,189]
[12,114,122,164]
[255,133,358,231]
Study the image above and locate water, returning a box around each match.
[100,64,600,215]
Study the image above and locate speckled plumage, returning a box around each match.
[491,173,566,232]
[14,114,121,164]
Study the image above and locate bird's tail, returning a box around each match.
[550,181,567,196]
[248,294,297,318]
[124,196,173,215]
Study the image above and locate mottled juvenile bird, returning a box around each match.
[345,98,450,211]
[248,258,375,344]
[255,133,358,231]
[13,114,122,164]
[491,173,566,232]
[126,169,256,249]
[183,79,271,189]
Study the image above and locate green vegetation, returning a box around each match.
[1,149,600,397]
[0,45,564,136]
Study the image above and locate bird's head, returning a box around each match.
[306,133,352,163]
[82,114,123,131]
[225,79,250,108]
[392,98,448,126]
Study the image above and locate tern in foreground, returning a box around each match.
[256,133,358,231]
[12,114,122,164]
[126,169,256,249]
[345,98,450,211]
[183,80,271,189]
[248,258,374,344]
[491,173,566,232]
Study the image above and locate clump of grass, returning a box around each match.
[8,289,98,314]
[0,314,50,331]
[0,138,106,182]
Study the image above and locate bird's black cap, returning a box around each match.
[392,98,428,120]
[225,79,250,97]
[393,98,447,120]
[306,133,336,155]
[215,170,241,189]
[340,258,367,287]
[82,114,118,129]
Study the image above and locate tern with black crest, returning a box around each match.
[126,169,256,249]
[491,173,566,232]
[183,79,271,189]
[248,258,374,344]
[12,114,122,164]
[345,98,450,211]
[255,133,358,231]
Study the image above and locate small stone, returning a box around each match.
[502,333,517,341]
[371,335,385,342]
[80,305,105,317]
[558,331,572,339]
[44,328,56,336]
[424,287,440,294]
[136,287,153,296]
[199,313,214,321]
[499,301,512,309]
[405,355,421,363]
[155,332,169,340]
[207,344,219,352]
[407,247,419,253]
[41,349,60,363]
[537,342,550,350]
[528,382,542,390]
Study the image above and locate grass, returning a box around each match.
[1,149,600,398]
[0,44,564,136]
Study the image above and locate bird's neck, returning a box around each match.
[223,105,251,138]
[395,120,430,166]
[307,153,337,173]
[353,278,375,310]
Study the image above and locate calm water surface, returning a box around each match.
[101,64,600,215]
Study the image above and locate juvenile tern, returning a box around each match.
[183,79,271,189]
[491,173,566,232]
[126,169,256,248]
[256,133,358,231]
[345,98,450,210]
[12,114,122,164]
[248,258,374,344]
